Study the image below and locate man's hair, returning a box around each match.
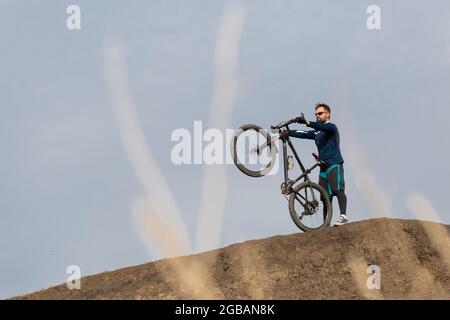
[315,103,331,113]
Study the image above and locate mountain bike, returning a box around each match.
[231,117,332,231]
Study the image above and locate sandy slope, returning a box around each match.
[13,218,450,300]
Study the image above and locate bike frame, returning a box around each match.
[276,125,321,199]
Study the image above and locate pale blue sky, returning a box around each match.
[1,0,450,298]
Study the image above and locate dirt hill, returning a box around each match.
[13,218,450,300]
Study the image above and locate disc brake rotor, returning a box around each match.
[303,200,319,215]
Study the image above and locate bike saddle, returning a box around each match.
[312,153,326,166]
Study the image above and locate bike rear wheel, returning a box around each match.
[288,181,332,232]
[231,124,278,177]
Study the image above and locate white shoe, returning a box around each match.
[334,215,348,226]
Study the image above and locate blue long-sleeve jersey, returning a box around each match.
[288,121,344,167]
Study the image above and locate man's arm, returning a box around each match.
[306,121,337,133]
[288,129,316,140]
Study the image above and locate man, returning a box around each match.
[287,103,348,226]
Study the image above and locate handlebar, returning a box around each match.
[270,118,297,130]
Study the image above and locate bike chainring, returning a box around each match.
[280,180,294,195]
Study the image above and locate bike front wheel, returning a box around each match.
[231,124,278,177]
[288,181,332,232]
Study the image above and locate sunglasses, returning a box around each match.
[315,112,327,116]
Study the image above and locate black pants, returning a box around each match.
[319,164,347,218]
